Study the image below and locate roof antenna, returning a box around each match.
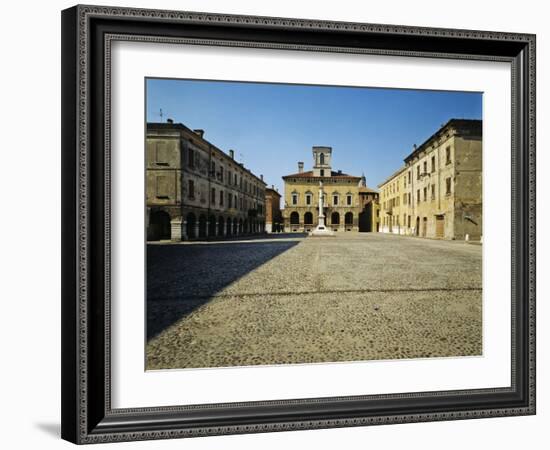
[159,108,164,122]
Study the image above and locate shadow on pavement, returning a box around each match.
[194,232,307,242]
[147,237,303,340]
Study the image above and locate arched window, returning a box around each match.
[331,212,340,225]
[319,153,325,165]
[148,210,171,241]
[198,215,207,238]
[345,212,353,225]
[304,212,313,225]
[186,212,196,239]
[208,215,216,236]
[290,212,300,224]
[226,218,232,235]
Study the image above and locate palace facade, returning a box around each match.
[282,146,379,233]
[146,120,266,241]
[378,119,482,240]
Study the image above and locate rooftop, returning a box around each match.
[282,170,361,180]
[378,166,407,188]
[147,121,267,185]
[404,118,482,163]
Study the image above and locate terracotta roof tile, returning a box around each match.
[282,170,360,179]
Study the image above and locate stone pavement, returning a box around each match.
[146,233,482,369]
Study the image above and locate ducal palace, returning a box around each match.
[282,146,379,233]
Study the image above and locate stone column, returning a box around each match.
[318,184,326,229]
[170,217,183,242]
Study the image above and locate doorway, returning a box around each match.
[435,215,445,238]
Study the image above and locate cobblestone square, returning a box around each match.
[146,233,482,369]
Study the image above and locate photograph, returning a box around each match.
[57,2,536,444]
[145,79,483,370]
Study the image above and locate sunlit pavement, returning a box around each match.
[146,232,482,369]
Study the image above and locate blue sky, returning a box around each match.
[146,78,482,193]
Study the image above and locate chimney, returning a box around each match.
[229,149,235,159]
[167,118,174,124]
[193,129,204,138]
[298,161,304,173]
[260,174,264,181]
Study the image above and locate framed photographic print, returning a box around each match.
[61,4,536,444]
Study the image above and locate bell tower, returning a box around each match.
[312,146,332,177]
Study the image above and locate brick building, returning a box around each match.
[265,187,283,233]
[378,119,482,240]
[146,120,266,241]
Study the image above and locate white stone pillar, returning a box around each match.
[170,217,183,242]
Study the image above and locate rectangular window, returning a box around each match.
[446,177,452,195]
[423,187,427,202]
[423,161,427,174]
[211,161,215,175]
[408,171,411,183]
[306,194,311,205]
[446,146,452,165]
[403,193,407,204]
[156,175,169,199]
[220,166,224,182]
[155,142,168,165]
[417,189,420,203]
[188,148,195,168]
[417,165,420,180]
[431,184,435,200]
[234,173,237,185]
[228,192,232,208]
[333,195,339,206]
[219,190,224,206]
[188,179,194,199]
[347,195,352,206]
[431,155,436,173]
[211,187,216,204]
[292,194,298,205]
[234,194,238,208]
[320,169,325,176]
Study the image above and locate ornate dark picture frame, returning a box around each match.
[61,4,536,444]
